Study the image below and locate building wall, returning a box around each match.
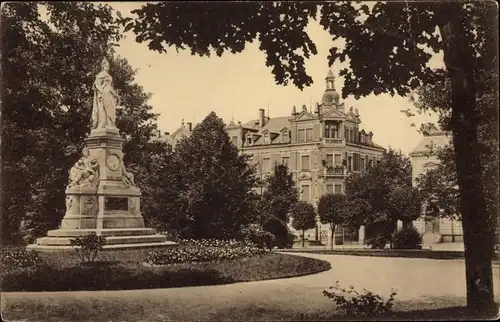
[409,132,463,243]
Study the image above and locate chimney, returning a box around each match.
[187,122,192,131]
[259,109,265,127]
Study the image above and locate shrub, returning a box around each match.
[366,234,390,249]
[69,233,107,264]
[0,249,43,272]
[392,226,423,249]
[323,281,397,317]
[146,239,267,265]
[240,224,276,250]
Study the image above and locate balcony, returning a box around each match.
[324,165,346,177]
[322,138,345,145]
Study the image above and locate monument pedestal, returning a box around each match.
[27,128,177,252]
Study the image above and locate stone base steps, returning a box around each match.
[26,241,178,252]
[35,234,167,246]
[26,228,178,253]
[46,228,158,237]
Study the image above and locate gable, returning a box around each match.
[295,110,315,121]
[321,108,345,118]
[345,111,360,123]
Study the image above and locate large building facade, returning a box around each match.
[409,130,463,244]
[155,70,386,246]
[225,70,386,245]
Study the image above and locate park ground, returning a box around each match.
[2,252,500,321]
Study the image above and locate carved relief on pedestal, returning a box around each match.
[128,197,139,213]
[65,195,81,215]
[66,196,73,211]
[81,196,98,217]
[106,154,120,172]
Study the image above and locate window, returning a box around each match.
[301,185,310,201]
[345,127,349,141]
[282,130,289,142]
[368,159,373,168]
[347,156,352,171]
[326,184,334,194]
[281,156,289,165]
[263,132,270,144]
[353,153,360,171]
[334,154,341,165]
[231,136,238,146]
[298,129,305,142]
[335,184,342,194]
[326,154,334,167]
[301,155,310,171]
[262,158,270,173]
[246,136,253,145]
[324,123,338,138]
[306,128,313,141]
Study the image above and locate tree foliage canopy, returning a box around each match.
[345,149,414,229]
[291,201,317,232]
[317,193,347,228]
[170,112,259,239]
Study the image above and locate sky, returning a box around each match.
[110,2,442,155]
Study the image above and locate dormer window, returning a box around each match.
[282,130,289,143]
[263,132,270,144]
[246,135,253,146]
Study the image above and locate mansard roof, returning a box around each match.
[410,130,452,155]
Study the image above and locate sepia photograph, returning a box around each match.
[1,1,499,321]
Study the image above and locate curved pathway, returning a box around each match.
[3,253,500,321]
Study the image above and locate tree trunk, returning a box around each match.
[330,224,335,250]
[439,10,495,315]
[302,228,305,248]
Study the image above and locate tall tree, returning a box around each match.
[387,186,423,228]
[260,162,299,247]
[345,149,414,245]
[172,112,259,239]
[1,2,159,243]
[291,201,317,248]
[122,1,499,311]
[317,193,347,249]
[413,69,499,239]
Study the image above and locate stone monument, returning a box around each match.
[27,58,176,252]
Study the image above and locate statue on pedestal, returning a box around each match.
[68,148,99,188]
[91,58,121,131]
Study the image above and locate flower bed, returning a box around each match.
[146,239,267,265]
[0,249,43,272]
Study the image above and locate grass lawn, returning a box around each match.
[3,293,498,321]
[1,247,331,292]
